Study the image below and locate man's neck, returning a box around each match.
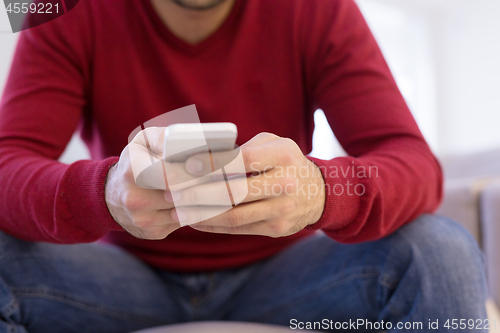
[150,0,236,45]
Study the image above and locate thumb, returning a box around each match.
[241,132,280,148]
[131,127,166,156]
[185,148,241,177]
[184,132,281,176]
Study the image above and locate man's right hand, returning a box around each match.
[104,127,183,240]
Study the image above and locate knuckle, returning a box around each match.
[278,176,296,190]
[133,218,152,229]
[282,137,297,147]
[281,137,299,151]
[142,229,165,240]
[254,132,267,140]
[183,188,198,205]
[256,132,275,140]
[279,151,294,165]
[279,138,300,163]
[279,200,296,215]
[139,129,151,147]
[229,182,247,202]
[199,225,215,233]
[265,132,280,139]
[243,150,256,167]
[152,128,164,152]
[269,220,288,237]
[186,208,202,225]
[123,192,142,211]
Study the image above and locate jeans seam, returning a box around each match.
[11,287,164,327]
[253,267,380,322]
[1,298,19,319]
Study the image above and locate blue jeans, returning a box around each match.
[0,215,488,332]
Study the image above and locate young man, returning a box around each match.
[0,0,488,332]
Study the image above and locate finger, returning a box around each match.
[190,220,271,237]
[185,135,294,178]
[128,127,179,190]
[134,158,210,191]
[171,205,234,227]
[169,170,294,207]
[185,148,240,176]
[241,132,281,147]
[242,137,299,173]
[163,161,207,188]
[189,198,296,236]
[184,132,281,177]
[174,198,285,228]
[133,209,180,230]
[142,127,166,155]
[190,214,295,237]
[123,187,175,211]
[168,179,238,207]
[132,209,181,239]
[150,208,180,227]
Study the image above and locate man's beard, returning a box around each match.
[169,0,229,11]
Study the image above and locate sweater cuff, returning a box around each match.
[305,156,362,232]
[63,156,123,238]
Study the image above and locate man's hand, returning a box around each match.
[105,127,184,240]
[169,133,326,237]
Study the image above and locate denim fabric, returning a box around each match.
[0,215,488,332]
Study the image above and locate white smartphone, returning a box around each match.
[163,122,238,163]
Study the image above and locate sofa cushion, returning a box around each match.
[436,177,493,245]
[481,182,500,305]
[440,148,500,180]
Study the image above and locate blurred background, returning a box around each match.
[2,0,500,320]
[1,0,500,162]
[312,0,500,160]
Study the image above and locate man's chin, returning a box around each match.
[169,0,229,11]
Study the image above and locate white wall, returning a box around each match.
[0,4,17,91]
[356,0,500,156]
[0,9,90,163]
[0,33,90,163]
[313,0,440,158]
[357,0,438,151]
[0,36,17,94]
[434,0,500,155]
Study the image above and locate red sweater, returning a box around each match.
[0,0,442,272]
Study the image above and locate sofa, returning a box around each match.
[437,148,500,332]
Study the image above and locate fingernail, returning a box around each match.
[174,209,186,223]
[186,158,203,174]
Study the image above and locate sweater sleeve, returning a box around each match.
[0,5,122,243]
[302,0,443,242]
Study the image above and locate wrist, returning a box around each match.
[308,159,326,226]
[104,162,120,222]
[305,156,364,232]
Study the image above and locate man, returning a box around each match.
[0,0,487,332]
